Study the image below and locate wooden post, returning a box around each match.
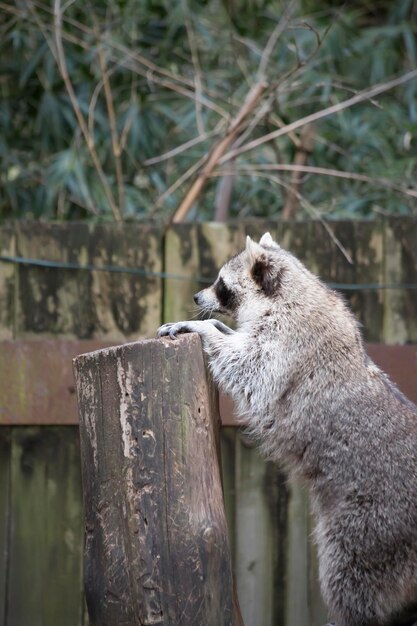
[73,333,242,626]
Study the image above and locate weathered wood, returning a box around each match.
[86,223,163,340]
[309,220,356,294]
[220,428,237,561]
[383,216,417,343]
[164,222,245,323]
[0,226,16,340]
[164,224,201,323]
[285,484,310,626]
[6,426,84,626]
[1,340,416,425]
[353,220,384,341]
[279,220,311,266]
[0,218,416,626]
[307,510,328,626]
[14,222,93,338]
[0,340,115,425]
[14,222,163,339]
[73,333,241,626]
[0,427,11,623]
[234,438,277,626]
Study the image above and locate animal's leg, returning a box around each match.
[158,320,224,340]
[205,319,235,335]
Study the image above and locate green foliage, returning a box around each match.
[0,0,416,221]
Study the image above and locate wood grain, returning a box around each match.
[74,333,241,626]
[6,427,84,626]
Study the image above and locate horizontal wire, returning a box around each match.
[0,254,212,284]
[1,254,417,290]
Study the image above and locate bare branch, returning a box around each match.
[136,70,229,120]
[215,165,235,221]
[257,0,297,79]
[144,124,223,166]
[9,1,230,120]
[215,163,417,200]
[87,55,128,139]
[225,10,334,156]
[220,69,417,164]
[245,171,354,264]
[119,75,138,153]
[164,2,311,223]
[51,0,122,220]
[268,113,300,147]
[30,0,195,88]
[38,0,243,112]
[281,125,315,220]
[332,81,384,110]
[154,154,208,211]
[96,40,125,214]
[231,95,274,151]
[289,20,321,48]
[183,2,205,135]
[171,80,267,223]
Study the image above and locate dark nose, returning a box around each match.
[193,292,200,304]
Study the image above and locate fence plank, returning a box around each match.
[6,427,84,626]
[164,224,200,322]
[285,485,310,626]
[1,339,416,426]
[220,428,237,562]
[15,222,92,338]
[87,223,163,339]
[0,226,16,340]
[307,511,328,626]
[15,222,163,339]
[235,440,275,626]
[199,221,244,278]
[74,334,241,626]
[383,217,417,343]
[0,427,11,624]
[0,340,115,425]
[353,220,384,341]
[308,220,355,287]
[164,222,245,323]
[244,220,281,243]
[229,433,291,626]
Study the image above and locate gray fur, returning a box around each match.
[158,233,417,626]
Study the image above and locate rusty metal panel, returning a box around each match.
[0,340,416,425]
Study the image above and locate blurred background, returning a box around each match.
[1,0,417,223]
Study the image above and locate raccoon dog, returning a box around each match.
[158,232,417,626]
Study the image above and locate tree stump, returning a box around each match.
[73,333,242,626]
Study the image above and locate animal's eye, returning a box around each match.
[215,277,237,310]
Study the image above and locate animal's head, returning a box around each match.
[193,232,314,324]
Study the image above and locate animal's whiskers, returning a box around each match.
[189,303,216,320]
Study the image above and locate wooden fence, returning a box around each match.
[0,218,416,626]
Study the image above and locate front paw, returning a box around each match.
[157,321,192,340]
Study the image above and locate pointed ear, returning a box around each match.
[245,235,263,266]
[251,253,285,297]
[259,232,279,249]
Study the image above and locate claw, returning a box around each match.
[157,322,185,339]
[157,323,173,338]
[157,321,194,340]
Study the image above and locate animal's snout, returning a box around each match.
[193,291,202,305]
